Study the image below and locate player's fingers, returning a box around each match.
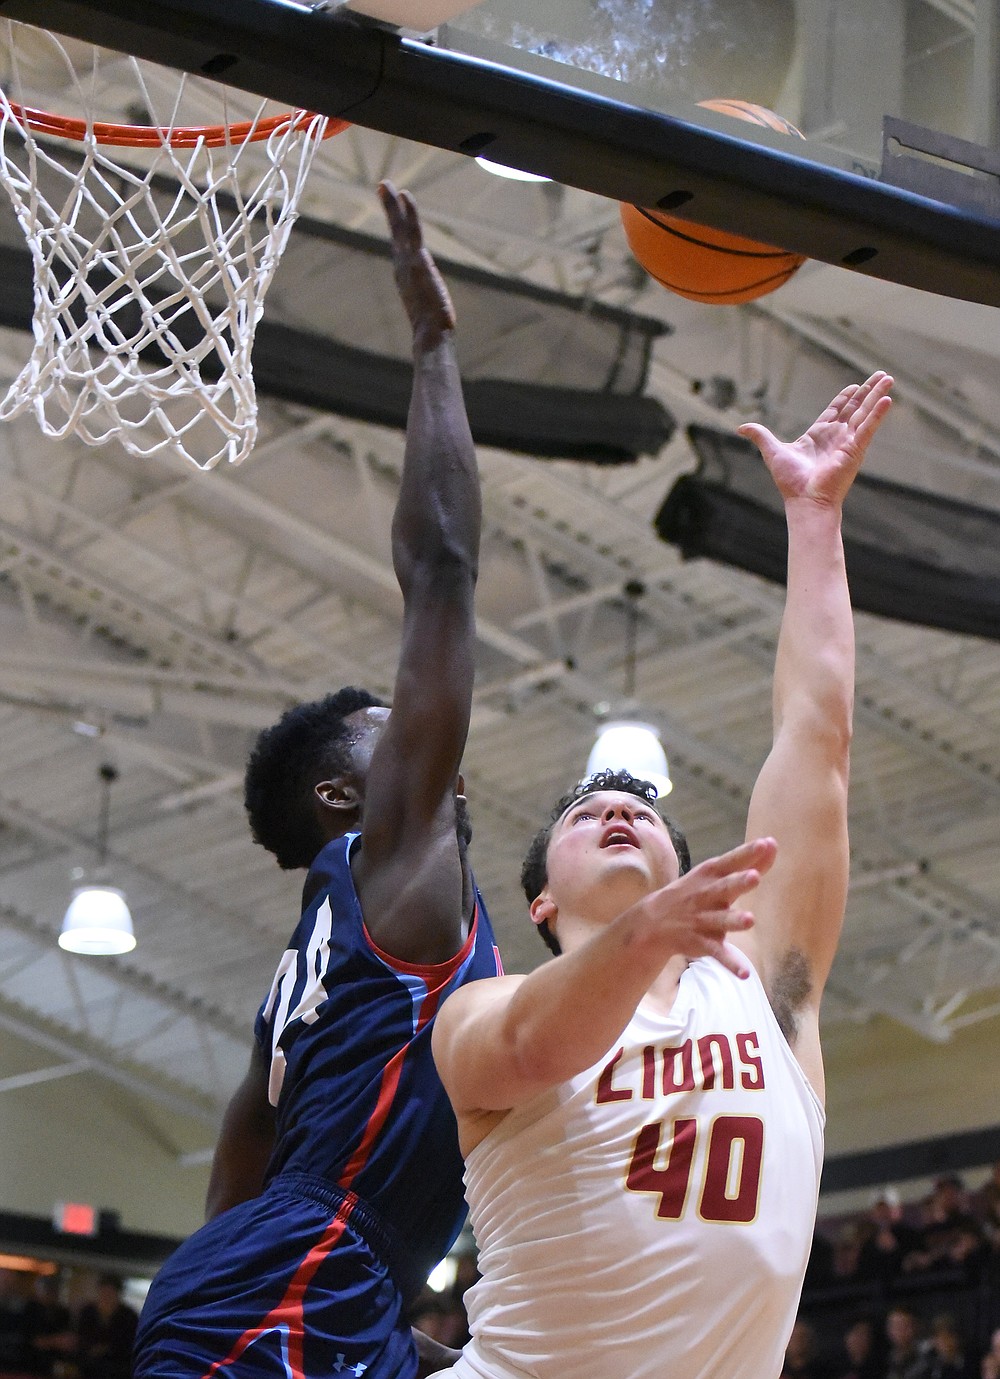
[695,836,777,879]
[396,189,425,249]
[716,868,764,902]
[696,907,755,937]
[736,421,776,459]
[853,394,893,451]
[687,872,763,918]
[714,939,751,980]
[377,179,402,226]
[838,372,892,430]
[826,382,861,423]
[852,377,893,435]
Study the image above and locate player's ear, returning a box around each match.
[530,894,557,930]
[314,779,361,819]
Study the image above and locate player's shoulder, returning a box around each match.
[435,972,525,1037]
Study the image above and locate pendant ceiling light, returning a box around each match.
[58,764,135,956]
[586,580,672,798]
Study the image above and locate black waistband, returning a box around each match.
[267,1171,423,1302]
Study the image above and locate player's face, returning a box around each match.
[545,790,679,907]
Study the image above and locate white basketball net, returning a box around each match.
[0,22,333,469]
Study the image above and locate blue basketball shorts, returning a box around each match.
[133,1174,419,1379]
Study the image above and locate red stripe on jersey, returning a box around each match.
[338,1045,407,1190]
[200,1192,357,1379]
[339,980,449,1191]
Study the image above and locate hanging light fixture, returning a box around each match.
[585,581,673,798]
[59,764,135,956]
[586,720,672,798]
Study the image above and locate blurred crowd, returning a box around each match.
[780,1164,1000,1379]
[0,1272,137,1379]
[811,1169,1000,1292]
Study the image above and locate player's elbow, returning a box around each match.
[396,539,479,605]
[782,683,853,760]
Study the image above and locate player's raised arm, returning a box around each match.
[734,372,893,1095]
[349,183,481,964]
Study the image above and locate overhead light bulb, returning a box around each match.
[474,156,551,183]
[585,721,672,798]
[59,884,135,955]
[58,762,136,955]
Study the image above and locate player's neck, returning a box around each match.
[641,954,689,1017]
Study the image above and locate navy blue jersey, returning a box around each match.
[254,832,502,1290]
[134,832,501,1379]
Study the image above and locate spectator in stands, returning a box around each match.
[978,1327,1000,1379]
[783,1318,833,1379]
[834,1315,883,1379]
[409,1292,468,1351]
[76,1274,138,1379]
[903,1177,987,1279]
[832,1219,872,1283]
[885,1306,925,1379]
[804,1228,835,1291]
[22,1275,74,1377]
[974,1162,1000,1256]
[858,1187,919,1284]
[910,1313,973,1379]
[0,1268,28,1374]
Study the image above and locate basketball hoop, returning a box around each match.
[0,21,347,470]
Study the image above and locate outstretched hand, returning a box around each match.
[637,836,777,979]
[379,180,456,347]
[738,371,893,507]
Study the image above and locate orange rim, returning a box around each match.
[3,102,348,148]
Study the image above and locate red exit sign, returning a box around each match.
[53,1202,97,1236]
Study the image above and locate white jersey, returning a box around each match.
[452,958,824,1379]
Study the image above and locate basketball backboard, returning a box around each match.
[3,0,1000,305]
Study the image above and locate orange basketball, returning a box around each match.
[620,100,807,306]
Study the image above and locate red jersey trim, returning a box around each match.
[363,900,480,982]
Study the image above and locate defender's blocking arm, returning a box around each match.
[348,182,482,966]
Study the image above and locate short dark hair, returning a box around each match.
[244,688,385,870]
[521,768,691,956]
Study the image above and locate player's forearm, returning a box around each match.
[205,1147,269,1219]
[773,497,854,745]
[497,906,680,1093]
[392,335,481,597]
[204,1062,276,1219]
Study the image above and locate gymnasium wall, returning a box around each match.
[0,1025,210,1244]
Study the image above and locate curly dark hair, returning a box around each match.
[244,688,386,871]
[521,768,691,956]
